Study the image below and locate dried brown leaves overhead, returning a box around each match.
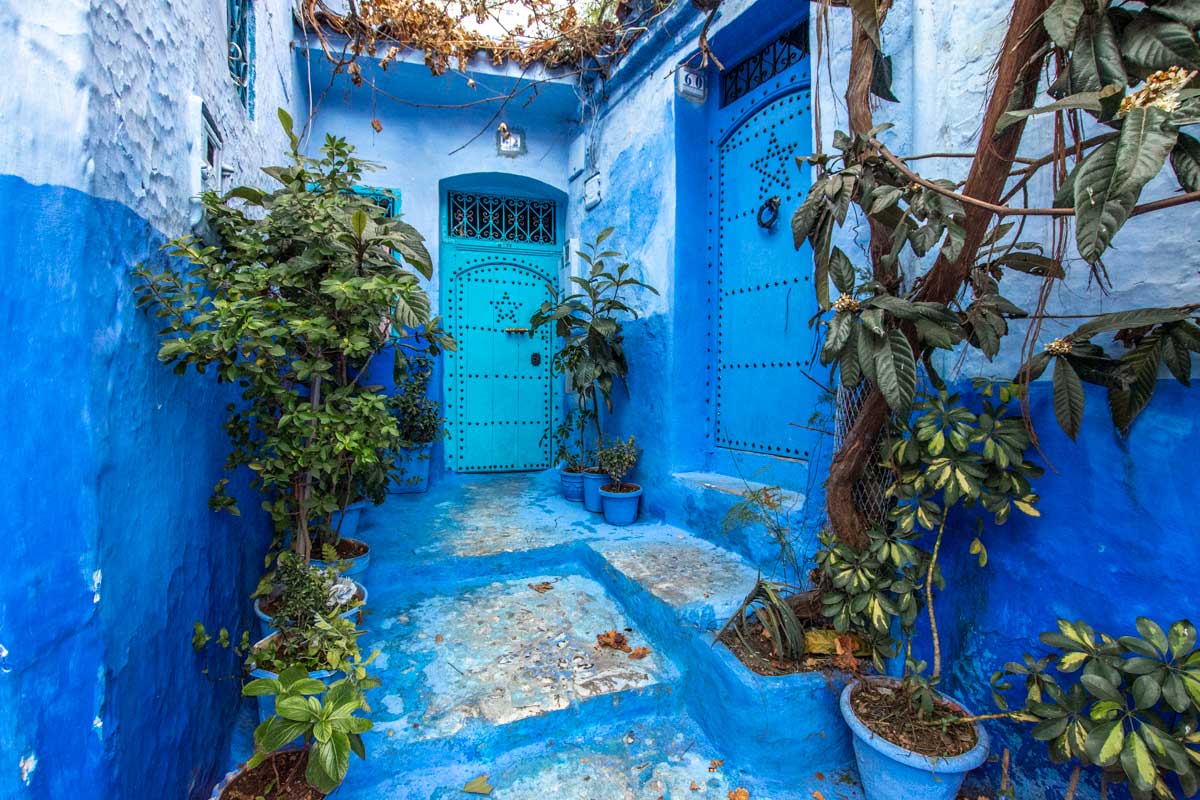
[301,0,675,80]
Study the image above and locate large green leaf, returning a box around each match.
[822,312,854,365]
[1085,719,1126,767]
[1071,12,1128,93]
[1075,306,1193,337]
[1170,132,1200,191]
[1147,0,1200,28]
[1112,106,1179,197]
[829,247,856,294]
[1120,726,1157,791]
[1108,334,1163,434]
[1045,0,1086,48]
[1120,12,1200,78]
[1073,140,1139,264]
[873,329,917,413]
[1053,357,1086,439]
[996,86,1122,133]
[308,732,351,794]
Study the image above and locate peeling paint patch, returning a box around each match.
[0,641,10,673]
[19,753,37,785]
[91,569,102,603]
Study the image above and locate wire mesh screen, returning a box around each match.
[833,381,893,528]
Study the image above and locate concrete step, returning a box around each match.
[337,711,860,800]
[585,524,760,631]
[361,572,682,764]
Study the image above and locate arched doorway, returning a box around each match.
[708,19,819,462]
[440,176,566,473]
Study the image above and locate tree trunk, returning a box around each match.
[824,0,1052,548]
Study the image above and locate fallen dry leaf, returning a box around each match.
[435,634,444,643]
[814,772,824,781]
[596,630,632,653]
[728,789,749,800]
[708,759,724,772]
[629,646,652,660]
[528,581,554,594]
[812,791,826,800]
[690,781,700,792]
[462,774,493,795]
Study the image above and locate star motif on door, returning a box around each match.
[749,131,798,197]
[491,291,521,323]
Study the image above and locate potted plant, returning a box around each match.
[549,403,595,501]
[827,384,1042,800]
[133,109,451,564]
[529,228,657,512]
[210,667,372,799]
[247,611,377,722]
[254,553,367,637]
[993,617,1200,800]
[597,436,642,525]
[387,352,443,494]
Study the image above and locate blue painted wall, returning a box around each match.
[1,0,297,796]
[926,380,1200,800]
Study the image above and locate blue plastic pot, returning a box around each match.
[840,680,989,800]
[582,471,607,512]
[209,747,339,799]
[390,444,432,494]
[600,484,642,526]
[560,468,584,502]
[310,538,370,579]
[330,500,369,538]
[254,581,368,635]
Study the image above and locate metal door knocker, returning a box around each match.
[757,195,781,229]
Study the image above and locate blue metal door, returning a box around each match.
[712,23,817,461]
[442,191,560,472]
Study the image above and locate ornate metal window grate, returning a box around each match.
[720,20,809,108]
[228,0,252,108]
[447,191,556,245]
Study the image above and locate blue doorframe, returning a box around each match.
[439,175,566,473]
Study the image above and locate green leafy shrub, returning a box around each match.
[389,353,443,446]
[993,618,1200,799]
[242,667,373,794]
[133,109,451,560]
[597,435,640,490]
[530,228,657,456]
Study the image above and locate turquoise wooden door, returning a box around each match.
[442,191,560,472]
[711,22,818,461]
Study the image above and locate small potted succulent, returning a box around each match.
[210,668,372,799]
[254,553,367,636]
[388,354,443,494]
[597,436,642,526]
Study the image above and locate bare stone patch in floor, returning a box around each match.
[374,574,672,741]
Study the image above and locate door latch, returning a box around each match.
[531,352,542,366]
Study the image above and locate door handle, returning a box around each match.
[503,326,530,334]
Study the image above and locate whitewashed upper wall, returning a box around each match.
[0,0,299,235]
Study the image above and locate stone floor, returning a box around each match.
[229,471,862,800]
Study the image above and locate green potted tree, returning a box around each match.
[210,668,372,799]
[529,227,657,511]
[133,109,445,567]
[597,435,642,525]
[825,384,1042,800]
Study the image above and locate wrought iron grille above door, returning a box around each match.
[447,191,557,245]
